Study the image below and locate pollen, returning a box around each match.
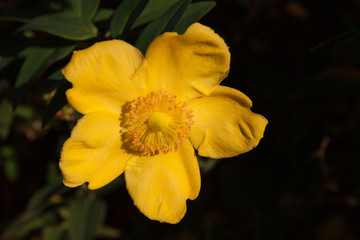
[122,90,194,155]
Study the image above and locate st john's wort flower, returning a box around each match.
[59,23,268,223]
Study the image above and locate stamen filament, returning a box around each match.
[122,90,194,155]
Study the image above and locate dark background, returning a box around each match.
[1,0,360,239]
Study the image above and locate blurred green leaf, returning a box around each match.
[25,176,65,214]
[110,0,148,38]
[14,47,54,107]
[81,0,100,19]
[42,81,72,127]
[93,175,124,197]
[96,226,121,239]
[93,8,114,23]
[13,43,74,107]
[48,68,65,80]
[69,197,106,240]
[175,1,216,34]
[18,13,98,40]
[43,226,67,240]
[132,0,180,28]
[0,56,14,71]
[3,158,18,182]
[14,105,37,120]
[0,100,13,139]
[6,210,58,238]
[4,177,67,237]
[1,145,18,182]
[65,0,100,19]
[45,43,76,64]
[31,68,65,100]
[135,0,190,54]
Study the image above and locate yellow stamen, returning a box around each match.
[122,90,194,155]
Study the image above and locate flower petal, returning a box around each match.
[63,40,147,115]
[145,23,230,101]
[60,111,132,189]
[124,140,200,224]
[188,86,268,159]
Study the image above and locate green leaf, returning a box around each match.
[0,100,13,139]
[65,0,100,19]
[93,8,114,23]
[1,146,18,182]
[6,211,58,238]
[110,0,148,38]
[43,226,67,240]
[96,226,121,239]
[175,1,216,34]
[46,44,76,65]
[13,47,54,108]
[18,13,97,40]
[93,175,125,197]
[25,176,65,214]
[135,0,191,54]
[3,158,18,182]
[42,81,72,127]
[13,43,75,107]
[132,0,180,29]
[31,69,65,100]
[69,198,106,240]
[81,0,100,19]
[14,105,37,120]
[0,56,14,71]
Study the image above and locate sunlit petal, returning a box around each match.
[60,111,132,189]
[63,40,147,114]
[124,140,200,223]
[188,86,268,158]
[145,23,230,101]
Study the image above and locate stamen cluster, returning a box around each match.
[122,90,194,155]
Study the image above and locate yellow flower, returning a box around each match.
[59,23,268,224]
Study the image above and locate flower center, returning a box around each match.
[122,90,194,155]
[148,112,169,133]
